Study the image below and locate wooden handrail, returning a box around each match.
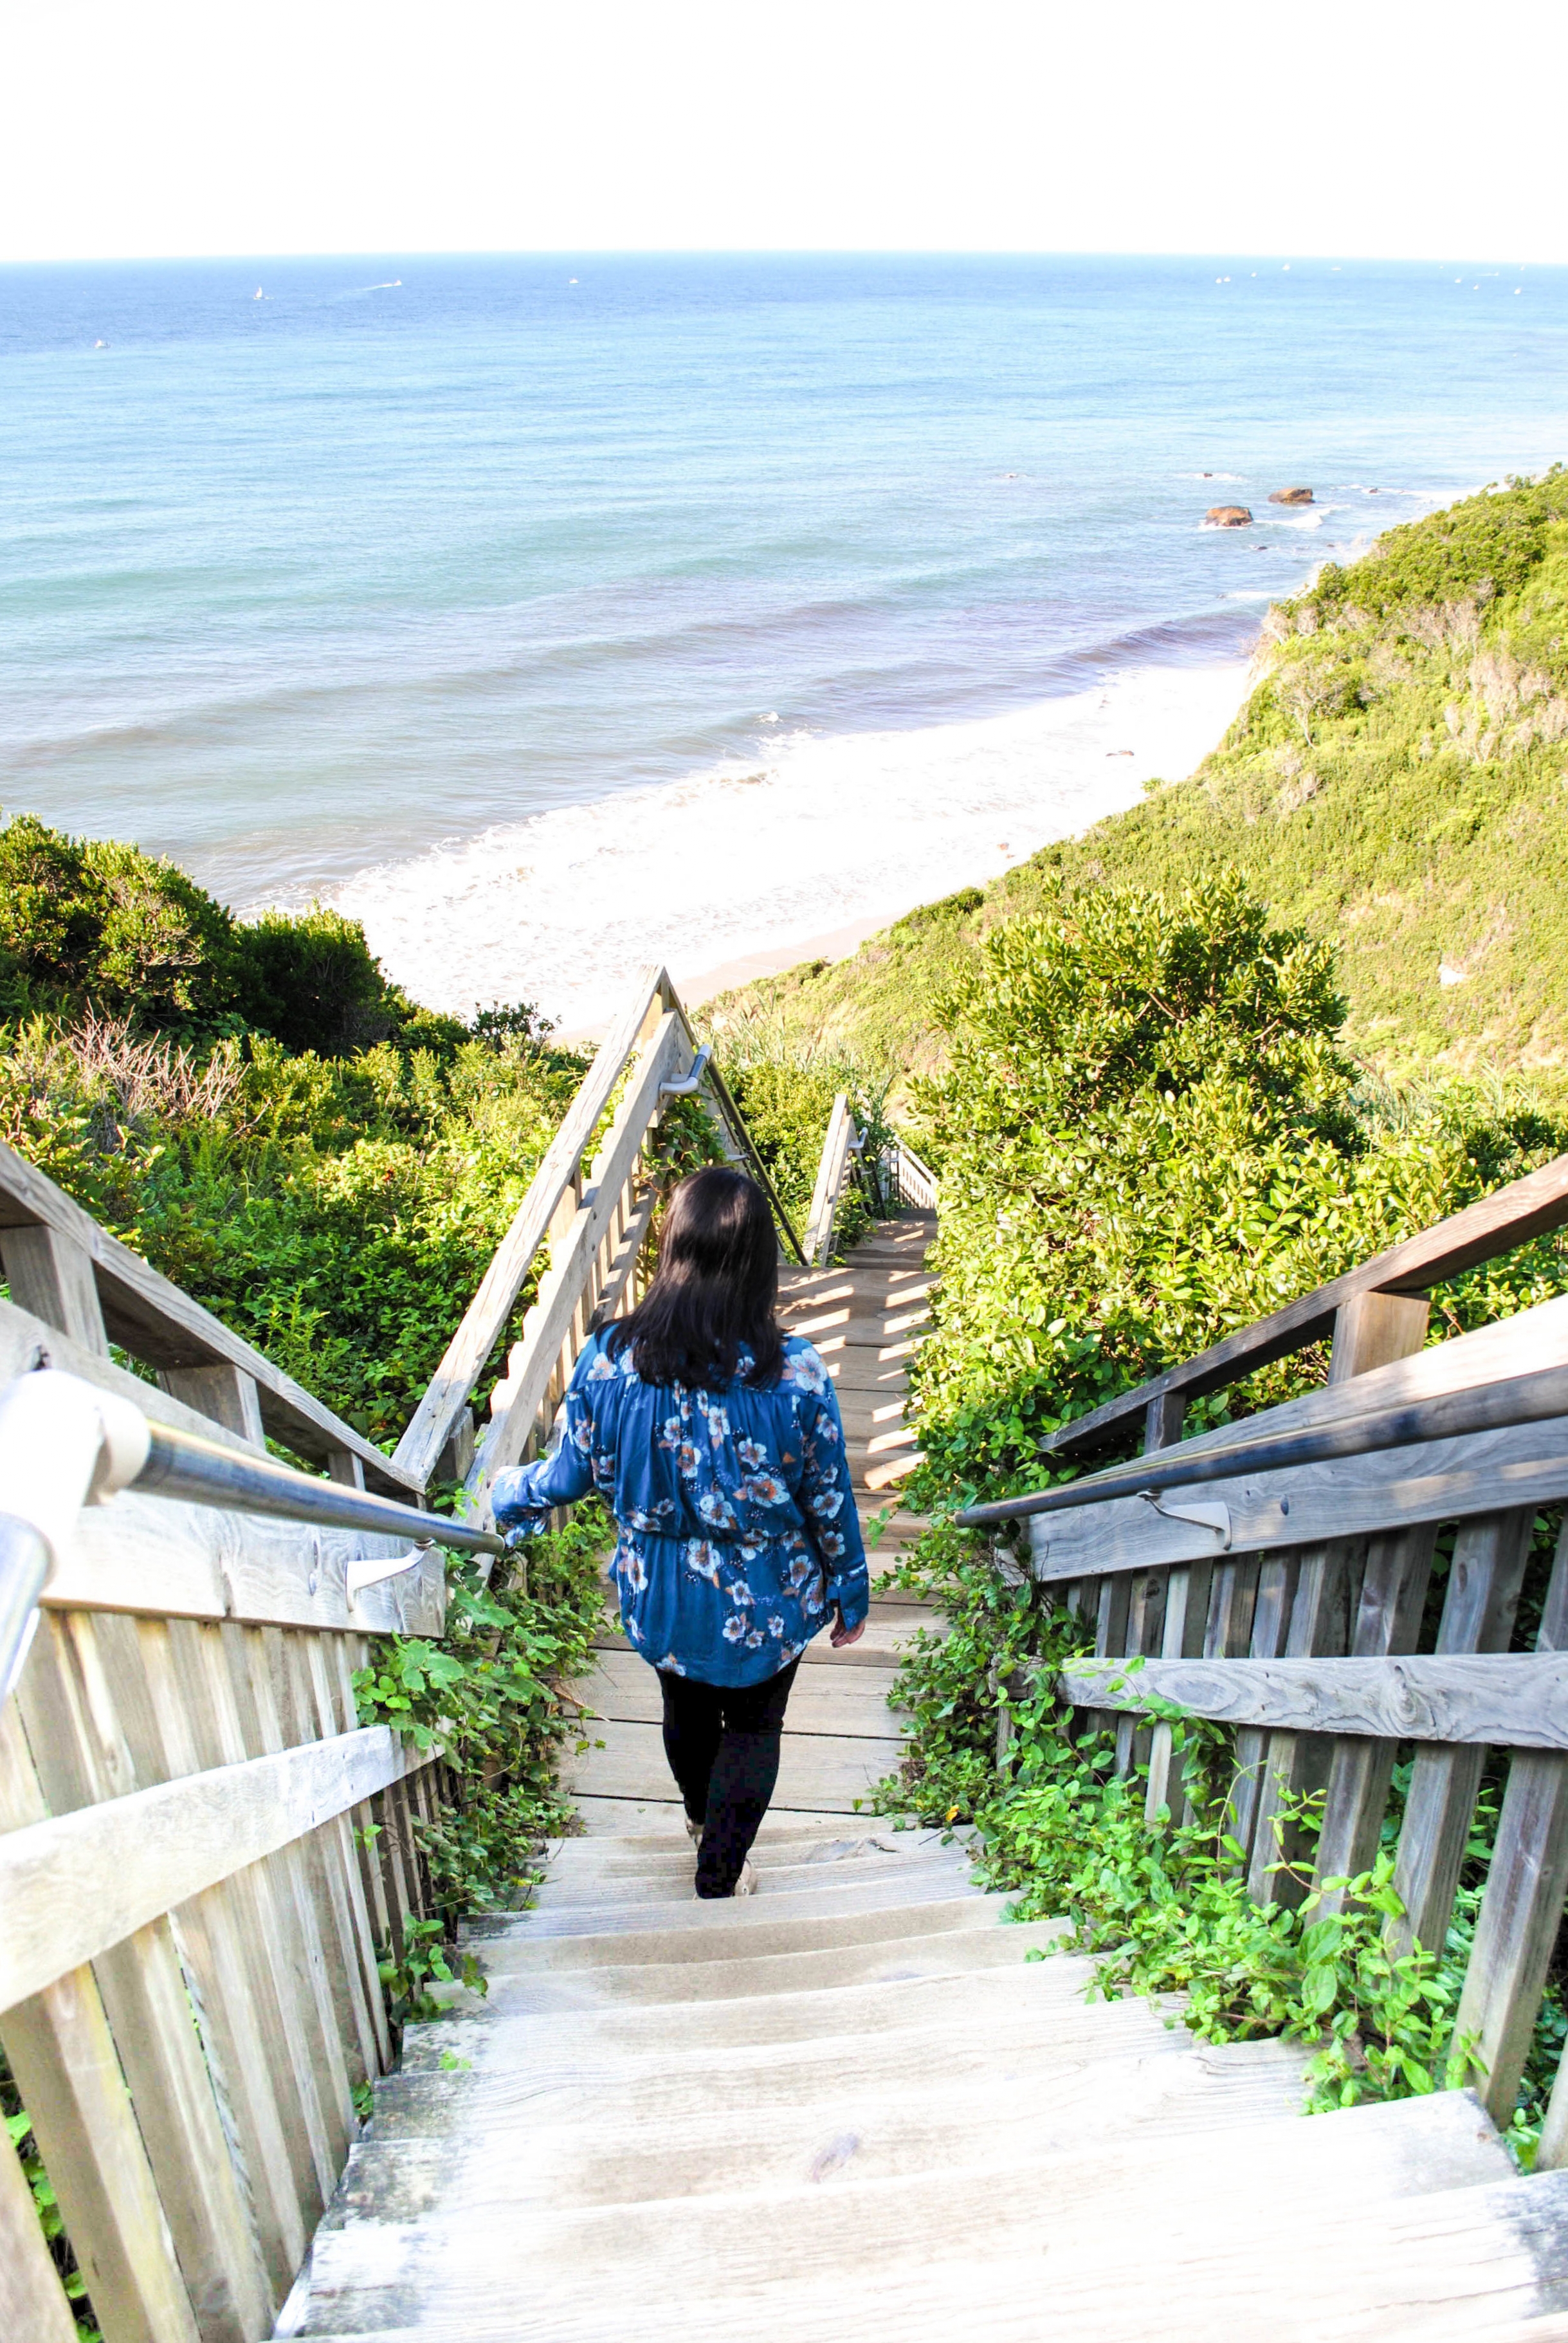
[1040,1149,1568,1460]
[392,966,805,1493]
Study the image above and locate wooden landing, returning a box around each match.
[280,1815,1568,2341]
[563,1207,939,1830]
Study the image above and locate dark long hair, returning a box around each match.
[607,1166,784,1390]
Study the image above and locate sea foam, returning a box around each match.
[331,656,1251,1033]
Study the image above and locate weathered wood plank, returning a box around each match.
[1026,1413,1568,1583]
[1312,1524,1439,1907]
[0,1704,203,2343]
[1057,1649,1568,1747]
[0,1707,437,2014]
[0,2106,79,2343]
[1454,1524,1568,2124]
[13,1612,273,2342]
[472,1015,684,1494]
[0,1137,418,1493]
[1389,1507,1532,1960]
[392,966,667,1487]
[1040,1150,1568,1455]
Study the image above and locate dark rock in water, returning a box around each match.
[1269,486,1315,505]
[1207,504,1253,528]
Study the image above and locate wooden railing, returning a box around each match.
[803,1092,861,1268]
[0,962,803,2342]
[963,1159,1568,2162]
[390,965,805,1535]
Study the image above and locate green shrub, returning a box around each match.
[904,870,1568,1505]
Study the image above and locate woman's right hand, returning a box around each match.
[830,1608,866,1649]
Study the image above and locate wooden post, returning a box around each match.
[156,1364,265,1449]
[1389,1507,1533,1960]
[1327,1289,1430,1384]
[0,1224,109,1354]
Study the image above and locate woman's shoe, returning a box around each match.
[691,1857,759,1900]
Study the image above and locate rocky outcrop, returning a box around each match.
[1269,486,1315,506]
[1206,505,1253,528]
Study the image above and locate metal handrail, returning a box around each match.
[954,1360,1568,1527]
[136,1415,505,1555]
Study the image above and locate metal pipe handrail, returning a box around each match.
[135,1417,506,1556]
[954,1361,1568,1527]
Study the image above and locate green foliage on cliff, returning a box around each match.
[0,807,465,1054]
[711,472,1568,1087]
[0,805,594,1447]
[905,869,1568,1502]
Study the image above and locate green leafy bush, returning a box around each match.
[877,1525,1565,2153]
[709,472,1568,1085]
[904,870,1568,1504]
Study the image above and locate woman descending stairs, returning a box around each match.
[277,1204,1568,2342]
[560,1205,942,1830]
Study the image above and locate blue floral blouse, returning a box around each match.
[489,1331,869,1687]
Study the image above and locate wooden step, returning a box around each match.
[563,1714,903,1812]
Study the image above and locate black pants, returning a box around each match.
[657,1657,801,1897]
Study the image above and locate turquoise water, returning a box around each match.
[3,253,1565,1020]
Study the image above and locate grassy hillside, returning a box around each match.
[709,472,1568,1090]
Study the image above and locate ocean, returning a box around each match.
[3,252,1565,1029]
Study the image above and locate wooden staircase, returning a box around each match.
[282,1806,1568,2341]
[276,1202,1568,2340]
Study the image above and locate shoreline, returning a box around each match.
[342,654,1257,1035]
[554,912,901,1046]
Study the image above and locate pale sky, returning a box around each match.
[1,0,1563,266]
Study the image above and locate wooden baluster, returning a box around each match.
[132,1619,310,2301]
[12,1612,272,2343]
[1245,1539,1358,1906]
[329,1635,397,1973]
[1452,1520,1568,2126]
[1085,1573,1130,1749]
[1114,1568,1167,1777]
[235,1628,354,2167]
[0,1699,203,2343]
[302,1637,392,2073]
[277,1635,384,2092]
[187,1624,339,2218]
[1144,1556,1213,1825]
[1311,1524,1439,1908]
[1137,1393,1194,1812]
[1227,1551,1299,1865]
[1388,1507,1533,1960]
[0,2091,80,2343]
